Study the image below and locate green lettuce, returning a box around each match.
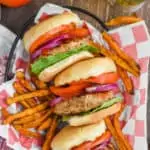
[62,97,122,121]
[31,44,98,75]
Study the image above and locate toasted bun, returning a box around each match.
[54,57,117,86]
[38,51,94,82]
[51,120,106,150]
[68,103,121,126]
[23,12,80,51]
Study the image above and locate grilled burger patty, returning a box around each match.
[53,92,113,115]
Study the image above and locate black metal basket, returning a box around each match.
[4,5,109,81]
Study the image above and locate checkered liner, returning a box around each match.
[0,3,149,150]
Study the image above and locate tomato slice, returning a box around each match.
[50,83,91,98]
[72,131,111,150]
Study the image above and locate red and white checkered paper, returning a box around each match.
[0,3,149,150]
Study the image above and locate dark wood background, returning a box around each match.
[0,0,150,149]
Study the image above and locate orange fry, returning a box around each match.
[4,101,48,124]
[38,118,52,131]
[13,110,46,125]
[16,71,25,79]
[106,16,142,26]
[1,108,10,119]
[102,32,140,76]
[19,79,35,92]
[90,42,139,77]
[23,110,53,128]
[14,125,41,138]
[117,66,134,94]
[42,117,57,150]
[114,112,132,150]
[104,117,126,150]
[31,76,48,89]
[7,90,49,105]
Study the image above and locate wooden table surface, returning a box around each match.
[0,0,150,149]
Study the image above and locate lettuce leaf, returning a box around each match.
[62,97,122,121]
[31,44,98,75]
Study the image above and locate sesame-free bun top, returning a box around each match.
[51,120,106,150]
[54,57,117,86]
[23,12,80,51]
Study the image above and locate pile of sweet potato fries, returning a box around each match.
[2,16,142,150]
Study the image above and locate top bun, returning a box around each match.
[54,57,117,86]
[51,120,106,150]
[23,12,80,51]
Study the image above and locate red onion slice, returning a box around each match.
[49,97,63,107]
[31,34,71,61]
[86,84,118,93]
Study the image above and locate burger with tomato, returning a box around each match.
[51,120,112,150]
[23,12,98,81]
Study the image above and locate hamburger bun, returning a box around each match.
[23,12,80,51]
[39,51,94,82]
[67,102,121,126]
[51,120,106,150]
[54,57,117,86]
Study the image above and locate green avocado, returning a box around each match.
[62,97,122,121]
[31,44,98,75]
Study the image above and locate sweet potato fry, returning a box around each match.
[113,105,132,150]
[42,117,57,150]
[4,101,48,124]
[14,125,41,138]
[106,16,142,26]
[104,117,126,150]
[117,66,134,94]
[23,109,53,128]
[38,118,52,131]
[13,82,31,108]
[19,79,35,92]
[31,76,48,89]
[102,32,140,76]
[13,110,47,125]
[90,42,139,77]
[7,90,49,105]
[16,71,25,79]
[1,108,10,120]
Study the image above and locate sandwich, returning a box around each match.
[51,120,113,150]
[23,12,99,81]
[50,57,122,126]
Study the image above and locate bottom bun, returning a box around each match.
[51,120,106,150]
[68,103,121,126]
[39,51,94,82]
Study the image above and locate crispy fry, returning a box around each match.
[1,108,10,119]
[23,110,53,128]
[90,42,139,77]
[102,32,140,76]
[13,82,31,108]
[16,71,25,79]
[38,118,52,131]
[4,101,48,124]
[7,90,49,105]
[19,79,35,92]
[42,117,57,150]
[14,125,41,138]
[13,110,47,125]
[104,117,126,150]
[31,76,48,89]
[113,105,132,150]
[106,16,142,26]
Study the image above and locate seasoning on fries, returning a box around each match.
[16,71,25,79]
[102,32,140,76]
[42,117,57,150]
[38,118,52,131]
[4,101,48,124]
[7,89,50,105]
[14,125,41,138]
[106,16,142,27]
